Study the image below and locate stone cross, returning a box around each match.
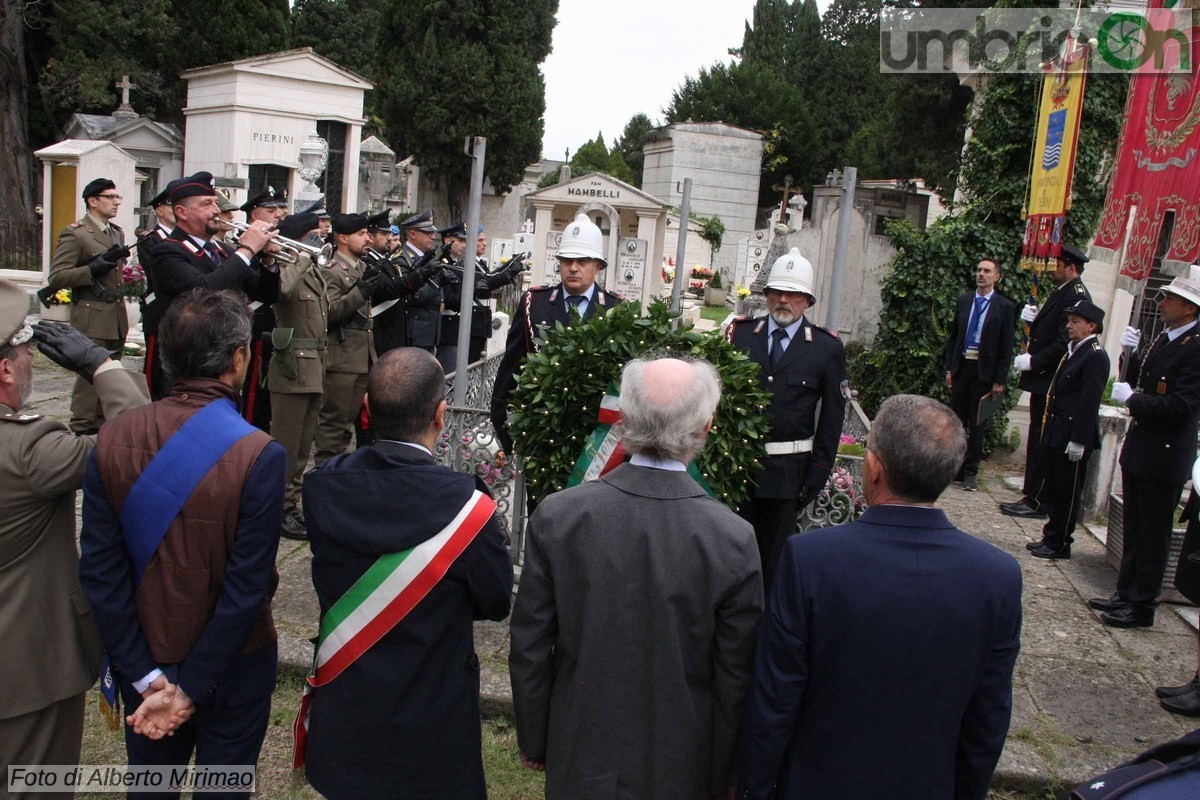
[113,74,138,119]
[772,175,799,227]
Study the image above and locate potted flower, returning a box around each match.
[704,270,727,307]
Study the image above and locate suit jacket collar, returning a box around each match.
[372,439,438,465]
[857,504,956,530]
[601,463,709,500]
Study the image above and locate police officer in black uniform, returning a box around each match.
[1027,300,1109,559]
[1090,266,1200,627]
[1005,244,1092,518]
[376,211,448,357]
[436,222,527,373]
[137,180,182,399]
[727,247,847,591]
[490,213,622,455]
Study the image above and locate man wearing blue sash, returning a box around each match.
[80,289,286,796]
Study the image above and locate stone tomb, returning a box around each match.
[523,172,670,310]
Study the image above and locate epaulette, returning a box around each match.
[812,323,840,340]
[0,410,42,423]
[724,316,754,343]
[154,229,168,241]
[1074,283,1086,294]
[67,222,82,230]
[1091,340,1103,351]
[528,285,553,293]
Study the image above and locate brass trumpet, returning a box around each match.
[217,220,333,267]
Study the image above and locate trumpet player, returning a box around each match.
[151,172,280,403]
[237,185,290,431]
[267,212,330,540]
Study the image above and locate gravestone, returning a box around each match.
[612,238,648,302]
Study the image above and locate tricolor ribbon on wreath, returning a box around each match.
[292,490,497,769]
[567,383,716,495]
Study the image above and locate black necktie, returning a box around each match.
[769,328,788,370]
[566,295,585,321]
[203,241,222,265]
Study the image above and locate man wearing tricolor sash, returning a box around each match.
[80,289,286,793]
[299,348,512,799]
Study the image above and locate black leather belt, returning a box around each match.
[340,317,370,331]
[77,286,119,304]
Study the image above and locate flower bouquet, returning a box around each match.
[118,262,147,301]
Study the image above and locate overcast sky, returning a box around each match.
[540,0,832,161]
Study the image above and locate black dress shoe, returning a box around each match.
[1088,594,1130,613]
[1029,542,1070,559]
[1101,605,1154,628]
[1001,500,1048,519]
[1161,687,1200,717]
[1026,540,1046,551]
[281,512,308,541]
[961,474,978,491]
[1156,674,1200,699]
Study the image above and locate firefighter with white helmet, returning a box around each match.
[490,213,623,455]
[726,246,847,590]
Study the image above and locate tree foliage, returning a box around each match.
[374,0,557,215]
[567,131,631,183]
[510,302,771,507]
[614,112,655,187]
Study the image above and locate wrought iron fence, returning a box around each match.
[433,353,874,569]
[0,219,41,272]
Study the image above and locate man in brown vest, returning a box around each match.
[0,279,147,793]
[47,178,131,432]
[79,288,285,786]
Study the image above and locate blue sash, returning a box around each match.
[98,397,257,727]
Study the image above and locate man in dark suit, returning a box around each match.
[302,348,512,799]
[1027,300,1110,559]
[490,213,622,455]
[728,247,846,590]
[943,257,1016,491]
[138,183,179,399]
[738,394,1022,800]
[238,185,289,432]
[1090,266,1200,628]
[79,290,285,793]
[150,173,281,407]
[387,211,447,356]
[511,355,763,799]
[1005,244,1091,518]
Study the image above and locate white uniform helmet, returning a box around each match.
[557,213,607,266]
[765,247,815,301]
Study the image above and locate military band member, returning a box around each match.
[390,211,448,356]
[387,224,401,254]
[297,196,331,248]
[0,279,148,779]
[943,258,1016,491]
[436,222,526,373]
[1026,300,1109,560]
[727,248,847,590]
[151,173,280,403]
[1091,266,1200,628]
[239,185,289,432]
[490,214,623,455]
[313,213,382,467]
[366,210,392,254]
[46,178,130,433]
[1005,244,1091,519]
[268,212,329,541]
[213,189,240,245]
[137,182,181,399]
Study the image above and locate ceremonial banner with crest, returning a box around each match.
[1094,2,1200,292]
[1021,36,1089,272]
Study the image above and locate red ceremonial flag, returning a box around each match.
[1093,1,1200,291]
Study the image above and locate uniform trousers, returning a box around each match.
[314,371,368,467]
[270,391,323,515]
[1117,471,1185,610]
[741,495,801,592]
[950,364,992,476]
[70,335,124,432]
[1039,445,1090,549]
[0,693,85,800]
[1022,392,1049,509]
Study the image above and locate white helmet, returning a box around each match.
[765,247,815,301]
[557,213,607,266]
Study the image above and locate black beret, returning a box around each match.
[297,196,328,217]
[366,210,391,231]
[1059,244,1089,270]
[82,178,116,200]
[241,185,288,213]
[170,172,217,204]
[331,212,368,235]
[1066,299,1104,331]
[278,212,320,242]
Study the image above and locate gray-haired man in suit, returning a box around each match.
[510,354,763,800]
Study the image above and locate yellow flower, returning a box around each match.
[54,289,72,304]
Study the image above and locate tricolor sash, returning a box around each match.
[98,397,258,730]
[292,489,497,769]
[567,385,716,494]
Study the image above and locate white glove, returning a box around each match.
[1066,442,1085,462]
[1120,326,1141,350]
[1013,353,1033,372]
[1111,381,1133,405]
[1020,304,1038,323]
